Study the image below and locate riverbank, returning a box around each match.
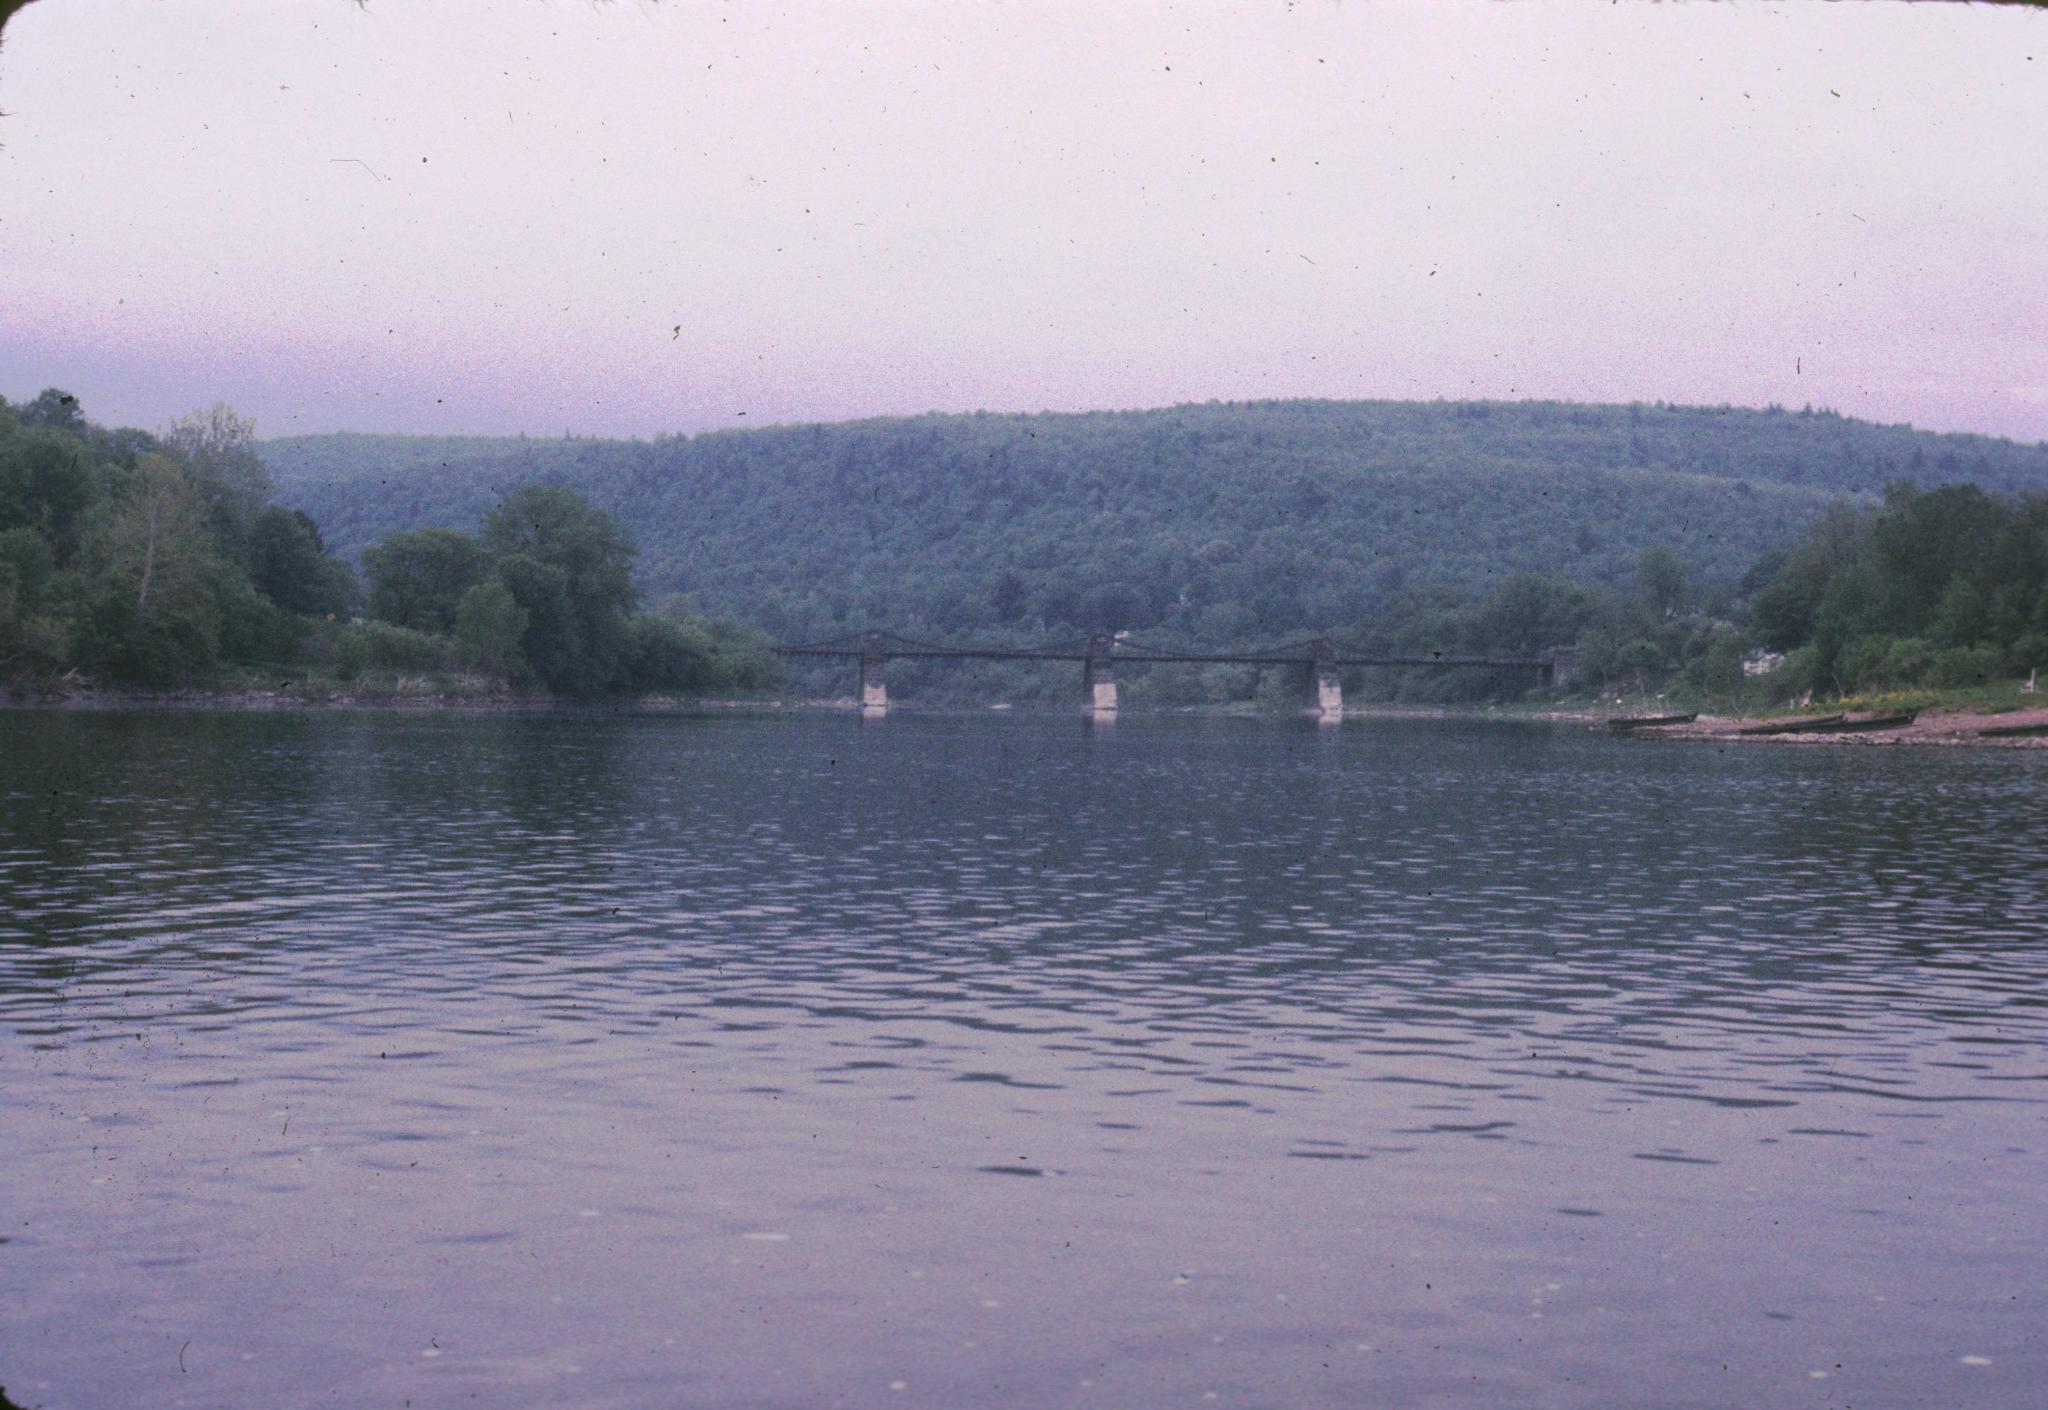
[1623,703,2048,749]
[8,680,2046,748]
[0,677,795,716]
[3,680,1609,721]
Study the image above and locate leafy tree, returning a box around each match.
[1681,628,1748,696]
[492,552,578,688]
[214,572,306,667]
[1613,639,1664,693]
[1745,502,1871,650]
[1635,548,1689,621]
[101,453,215,619]
[990,571,1028,624]
[0,418,97,562]
[163,404,272,564]
[1882,637,1935,686]
[249,506,357,617]
[453,579,528,678]
[363,527,490,633]
[628,612,720,691]
[623,597,786,694]
[1930,646,2000,689]
[1930,576,1988,648]
[82,452,222,681]
[0,526,55,615]
[1837,635,1893,692]
[480,484,637,693]
[1868,482,2006,631]
[1474,574,1601,655]
[16,387,84,434]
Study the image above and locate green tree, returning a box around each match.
[84,451,222,681]
[0,417,97,563]
[1635,548,1689,621]
[248,506,357,617]
[1474,574,1602,655]
[0,526,55,615]
[362,527,490,633]
[480,484,637,693]
[1868,482,2007,633]
[163,404,272,564]
[1745,502,1871,650]
[1930,575,1989,648]
[628,611,719,691]
[1613,638,1664,693]
[15,387,84,434]
[1682,628,1748,697]
[453,578,528,678]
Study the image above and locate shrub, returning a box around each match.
[334,621,463,676]
[629,613,718,691]
[2005,632,2048,678]
[1837,635,1894,693]
[1777,645,1825,698]
[215,575,306,667]
[1680,628,1749,697]
[1880,636,1935,686]
[1929,645,2001,689]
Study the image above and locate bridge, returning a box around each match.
[773,631,1578,719]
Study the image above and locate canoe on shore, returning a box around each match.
[1737,714,1846,735]
[1604,713,1697,731]
[1978,720,2048,738]
[1833,712,1918,733]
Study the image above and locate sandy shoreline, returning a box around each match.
[1615,704,2048,749]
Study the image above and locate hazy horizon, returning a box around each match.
[5,1,2046,444]
[234,392,2045,451]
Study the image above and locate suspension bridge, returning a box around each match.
[772,631,1579,718]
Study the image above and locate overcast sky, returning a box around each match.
[2,0,2044,442]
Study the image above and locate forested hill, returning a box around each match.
[264,399,2048,644]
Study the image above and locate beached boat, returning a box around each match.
[1978,720,2048,738]
[1834,712,1917,733]
[1737,714,1845,735]
[1604,713,1696,730]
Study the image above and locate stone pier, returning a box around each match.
[1543,646,1580,691]
[859,635,888,715]
[1082,635,1118,716]
[1304,639,1343,721]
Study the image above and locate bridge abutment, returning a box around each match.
[1304,639,1343,722]
[1542,646,1579,690]
[859,635,888,715]
[1083,636,1118,716]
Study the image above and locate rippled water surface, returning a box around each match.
[2,710,2045,1409]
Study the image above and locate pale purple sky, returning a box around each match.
[3,0,2045,442]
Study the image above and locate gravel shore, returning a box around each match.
[1621,704,2048,749]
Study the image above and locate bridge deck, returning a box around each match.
[773,645,1546,669]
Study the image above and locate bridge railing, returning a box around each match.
[771,630,1550,670]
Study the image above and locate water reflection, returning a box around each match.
[1,711,2045,1410]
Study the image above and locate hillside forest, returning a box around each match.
[6,388,2048,708]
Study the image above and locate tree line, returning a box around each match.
[1329,485,2047,708]
[0,389,781,697]
[10,385,2045,708]
[1745,482,2048,698]
[263,398,2048,658]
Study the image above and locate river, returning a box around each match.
[2,710,2044,1409]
